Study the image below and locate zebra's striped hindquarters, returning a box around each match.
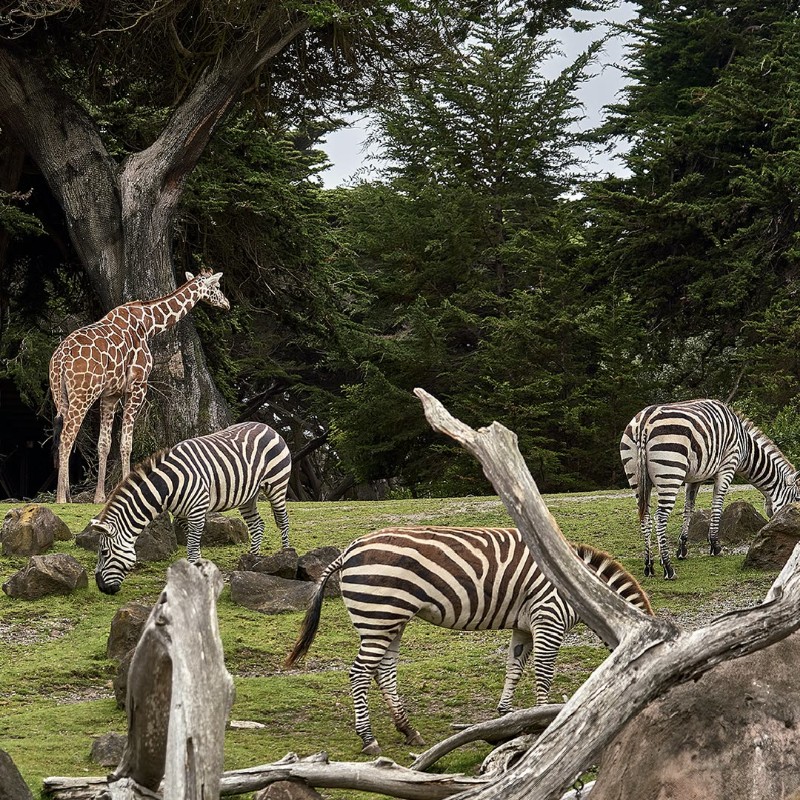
[286,526,651,754]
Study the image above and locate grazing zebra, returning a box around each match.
[620,398,800,580]
[284,526,652,755]
[93,421,291,594]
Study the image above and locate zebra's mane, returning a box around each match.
[733,409,796,469]
[572,542,654,616]
[97,447,172,518]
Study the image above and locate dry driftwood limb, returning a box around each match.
[113,558,234,798]
[410,705,563,772]
[218,752,487,798]
[413,388,800,800]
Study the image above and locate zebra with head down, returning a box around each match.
[93,421,291,594]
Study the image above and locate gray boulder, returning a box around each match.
[90,732,127,767]
[175,512,248,547]
[719,500,767,545]
[590,630,800,800]
[237,548,299,579]
[255,782,325,800]
[229,571,315,614]
[107,601,151,661]
[0,749,33,800]
[2,554,88,599]
[686,509,712,543]
[744,502,800,570]
[1,503,71,555]
[298,546,341,598]
[113,648,134,709]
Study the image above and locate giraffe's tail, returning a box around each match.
[52,414,63,468]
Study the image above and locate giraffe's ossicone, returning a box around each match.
[49,270,230,504]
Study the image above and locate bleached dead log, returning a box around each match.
[45,754,489,800]
[410,705,563,772]
[413,388,800,800]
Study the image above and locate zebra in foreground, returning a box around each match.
[93,421,291,594]
[284,526,652,755]
[620,398,800,580]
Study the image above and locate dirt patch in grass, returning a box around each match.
[0,618,76,645]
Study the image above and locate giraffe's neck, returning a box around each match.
[139,281,201,336]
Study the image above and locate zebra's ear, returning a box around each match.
[786,471,800,487]
[91,518,114,537]
[185,271,195,282]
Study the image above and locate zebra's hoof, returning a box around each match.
[644,564,655,578]
[676,543,688,560]
[361,741,381,756]
[405,730,425,746]
[710,543,722,556]
[663,569,677,581]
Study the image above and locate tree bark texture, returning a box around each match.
[413,388,800,800]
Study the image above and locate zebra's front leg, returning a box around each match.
[239,497,266,554]
[185,509,207,563]
[497,629,533,715]
[532,620,566,704]
[677,482,699,560]
[374,628,423,747]
[655,507,677,580]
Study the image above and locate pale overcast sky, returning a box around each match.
[319,3,635,188]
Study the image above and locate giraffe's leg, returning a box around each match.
[119,381,148,481]
[677,482,699,560]
[709,467,736,556]
[373,627,423,746]
[655,490,679,580]
[239,497,266,554]
[531,619,567,704]
[56,406,89,504]
[94,394,120,504]
[497,628,533,715]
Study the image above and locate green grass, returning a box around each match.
[0,488,780,798]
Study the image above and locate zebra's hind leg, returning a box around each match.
[677,483,699,560]
[239,497,266,554]
[655,505,677,580]
[185,508,207,563]
[641,511,655,577]
[264,487,290,549]
[349,630,400,755]
[497,628,533,715]
[373,627,424,747]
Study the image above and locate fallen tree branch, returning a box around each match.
[413,388,800,800]
[410,705,563,772]
[45,753,489,800]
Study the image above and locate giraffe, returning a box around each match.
[49,270,230,504]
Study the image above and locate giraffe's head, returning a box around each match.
[188,270,231,311]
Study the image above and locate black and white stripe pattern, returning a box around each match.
[93,421,291,594]
[620,398,800,579]
[284,526,652,755]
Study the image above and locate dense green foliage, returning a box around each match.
[0,490,777,797]
[2,0,800,496]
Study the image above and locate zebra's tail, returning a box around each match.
[635,426,651,523]
[284,552,345,669]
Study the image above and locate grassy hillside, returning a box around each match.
[0,488,778,798]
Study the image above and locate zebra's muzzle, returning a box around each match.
[96,573,121,595]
